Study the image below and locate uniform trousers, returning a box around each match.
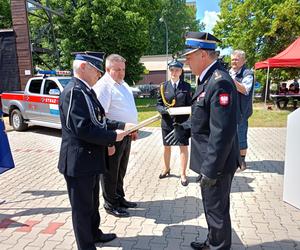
[101,136,131,208]
[65,174,100,250]
[201,171,234,250]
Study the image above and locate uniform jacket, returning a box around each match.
[234,65,254,121]
[156,80,192,129]
[58,77,125,177]
[182,62,240,178]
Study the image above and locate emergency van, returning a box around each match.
[0,71,71,131]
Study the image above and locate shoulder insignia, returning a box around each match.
[214,71,222,80]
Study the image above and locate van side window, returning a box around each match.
[29,79,42,94]
[44,80,59,95]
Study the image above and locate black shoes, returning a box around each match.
[120,199,137,208]
[159,169,170,179]
[94,232,117,243]
[190,241,210,250]
[104,205,130,217]
[181,178,189,186]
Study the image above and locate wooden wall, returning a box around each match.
[11,0,33,90]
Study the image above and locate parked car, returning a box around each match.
[137,84,160,98]
[1,72,71,131]
[130,86,141,98]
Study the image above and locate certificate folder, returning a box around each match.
[167,106,191,116]
[126,114,161,133]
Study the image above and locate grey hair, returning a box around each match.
[73,59,86,74]
[232,50,246,60]
[206,50,219,60]
[105,54,126,69]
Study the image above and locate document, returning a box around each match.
[126,114,161,133]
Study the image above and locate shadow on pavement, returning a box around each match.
[137,130,153,139]
[22,190,67,197]
[0,207,71,226]
[26,126,61,137]
[126,196,202,224]
[97,224,300,249]
[97,225,242,249]
[246,160,284,175]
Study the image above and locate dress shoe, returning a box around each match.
[104,205,130,217]
[181,178,189,186]
[94,232,117,243]
[190,241,210,250]
[159,169,170,179]
[120,199,137,208]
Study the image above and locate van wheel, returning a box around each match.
[10,109,28,131]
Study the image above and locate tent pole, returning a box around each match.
[264,65,270,107]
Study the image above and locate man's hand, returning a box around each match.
[160,107,169,115]
[130,131,139,141]
[108,145,115,156]
[115,129,128,141]
[199,174,217,188]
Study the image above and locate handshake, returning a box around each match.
[164,123,189,145]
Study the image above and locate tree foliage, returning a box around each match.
[0,0,12,29]
[145,0,201,55]
[214,0,300,87]
[26,0,200,84]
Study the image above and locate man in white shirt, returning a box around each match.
[93,54,138,217]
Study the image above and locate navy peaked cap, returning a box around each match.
[168,59,183,69]
[182,32,221,56]
[72,51,105,73]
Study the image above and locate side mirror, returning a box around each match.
[49,89,60,96]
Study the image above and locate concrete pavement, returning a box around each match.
[0,126,299,249]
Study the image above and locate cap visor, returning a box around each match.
[178,48,199,58]
[88,62,104,73]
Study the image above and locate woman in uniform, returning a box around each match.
[156,59,192,186]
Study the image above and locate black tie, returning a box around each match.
[173,83,177,91]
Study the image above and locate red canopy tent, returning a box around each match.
[255,37,300,69]
[254,37,300,104]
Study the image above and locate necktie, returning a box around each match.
[173,83,177,91]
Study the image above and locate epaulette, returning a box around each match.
[214,71,223,80]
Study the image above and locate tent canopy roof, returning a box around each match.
[255,37,300,69]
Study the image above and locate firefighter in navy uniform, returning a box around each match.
[156,59,192,186]
[58,52,130,250]
[167,32,240,249]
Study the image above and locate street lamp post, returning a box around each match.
[159,17,168,82]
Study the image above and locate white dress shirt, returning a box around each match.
[93,72,138,124]
[170,79,180,89]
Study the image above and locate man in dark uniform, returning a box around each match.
[156,59,192,186]
[168,32,240,249]
[58,52,130,250]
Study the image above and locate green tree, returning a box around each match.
[146,0,202,55]
[214,0,300,98]
[28,0,201,84]
[214,0,300,67]
[0,0,12,29]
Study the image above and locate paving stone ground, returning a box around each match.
[0,125,299,250]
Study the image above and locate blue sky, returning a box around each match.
[187,0,220,33]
